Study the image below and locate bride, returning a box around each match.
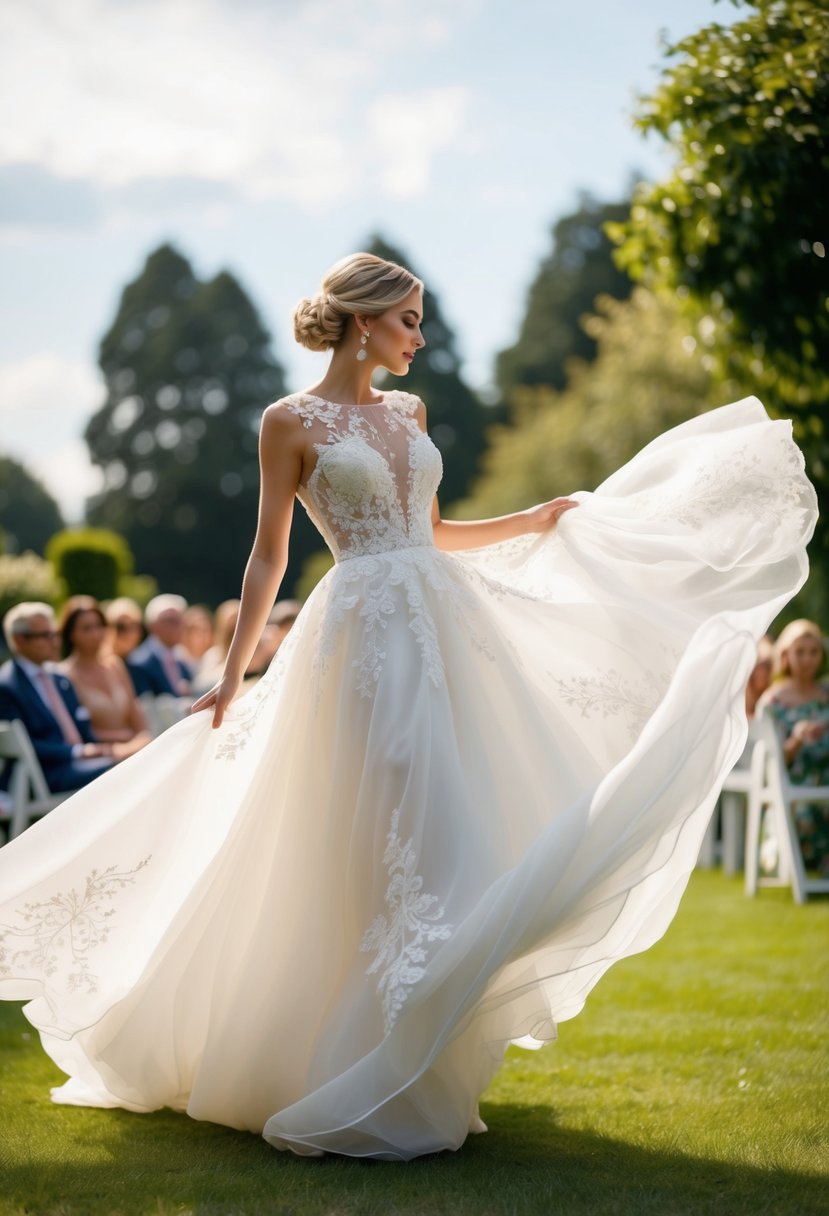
[0,253,817,1160]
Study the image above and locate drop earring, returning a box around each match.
[356,331,369,362]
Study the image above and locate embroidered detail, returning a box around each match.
[215,639,293,761]
[285,394,342,429]
[0,857,151,993]
[311,548,495,702]
[551,667,669,741]
[360,809,452,1032]
[282,392,439,562]
[640,426,813,532]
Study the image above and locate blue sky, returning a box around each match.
[0,0,735,520]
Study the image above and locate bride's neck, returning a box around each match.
[308,351,382,406]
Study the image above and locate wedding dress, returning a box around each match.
[0,391,816,1160]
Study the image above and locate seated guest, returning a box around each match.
[192,600,240,697]
[104,597,145,661]
[0,602,114,793]
[246,599,304,679]
[126,595,194,697]
[180,605,214,668]
[58,596,151,760]
[269,599,302,650]
[758,618,829,873]
[192,599,289,695]
[745,634,774,719]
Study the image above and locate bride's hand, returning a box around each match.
[522,497,579,534]
[190,673,242,729]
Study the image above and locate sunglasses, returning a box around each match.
[22,630,60,639]
[113,621,142,633]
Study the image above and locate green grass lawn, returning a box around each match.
[1,871,827,1216]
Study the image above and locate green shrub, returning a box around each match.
[46,528,134,603]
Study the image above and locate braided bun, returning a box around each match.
[292,253,424,352]
[292,293,346,352]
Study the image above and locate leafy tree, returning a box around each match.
[85,245,288,604]
[46,527,134,602]
[610,0,828,570]
[495,195,633,403]
[0,455,64,555]
[457,288,742,513]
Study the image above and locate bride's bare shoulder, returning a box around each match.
[262,396,307,429]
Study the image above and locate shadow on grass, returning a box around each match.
[3,1100,824,1216]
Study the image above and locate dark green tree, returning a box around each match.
[367,234,490,506]
[0,455,64,554]
[85,244,288,604]
[610,0,828,581]
[495,194,633,403]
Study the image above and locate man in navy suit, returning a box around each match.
[0,602,114,794]
[126,594,194,698]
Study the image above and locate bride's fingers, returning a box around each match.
[553,500,579,519]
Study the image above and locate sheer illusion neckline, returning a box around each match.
[299,390,398,409]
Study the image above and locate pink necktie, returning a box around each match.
[38,670,84,746]
[161,649,186,695]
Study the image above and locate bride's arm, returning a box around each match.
[431,497,577,551]
[191,404,304,727]
[413,399,577,552]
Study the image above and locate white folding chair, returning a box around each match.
[698,721,762,872]
[745,709,829,904]
[0,719,71,840]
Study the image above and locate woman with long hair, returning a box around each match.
[758,618,829,872]
[58,596,151,759]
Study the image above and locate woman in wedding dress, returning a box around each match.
[0,253,817,1160]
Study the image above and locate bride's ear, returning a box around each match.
[353,313,370,336]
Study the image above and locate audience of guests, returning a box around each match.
[757,618,829,874]
[105,597,145,661]
[58,596,151,760]
[0,602,115,793]
[180,605,214,669]
[0,590,303,820]
[126,595,194,697]
[192,598,302,696]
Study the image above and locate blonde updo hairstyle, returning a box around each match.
[292,253,423,352]
[772,618,827,681]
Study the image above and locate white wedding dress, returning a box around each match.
[0,390,816,1160]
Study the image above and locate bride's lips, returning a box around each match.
[403,353,414,363]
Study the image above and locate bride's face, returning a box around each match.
[367,288,425,376]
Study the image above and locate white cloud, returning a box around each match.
[0,353,104,521]
[367,87,470,198]
[33,440,104,524]
[0,0,479,218]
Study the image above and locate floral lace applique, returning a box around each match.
[0,857,151,993]
[282,391,439,562]
[284,394,343,429]
[311,548,495,703]
[360,808,453,1033]
[640,427,813,532]
[551,667,671,742]
[215,642,292,761]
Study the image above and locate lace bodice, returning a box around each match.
[282,390,442,561]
